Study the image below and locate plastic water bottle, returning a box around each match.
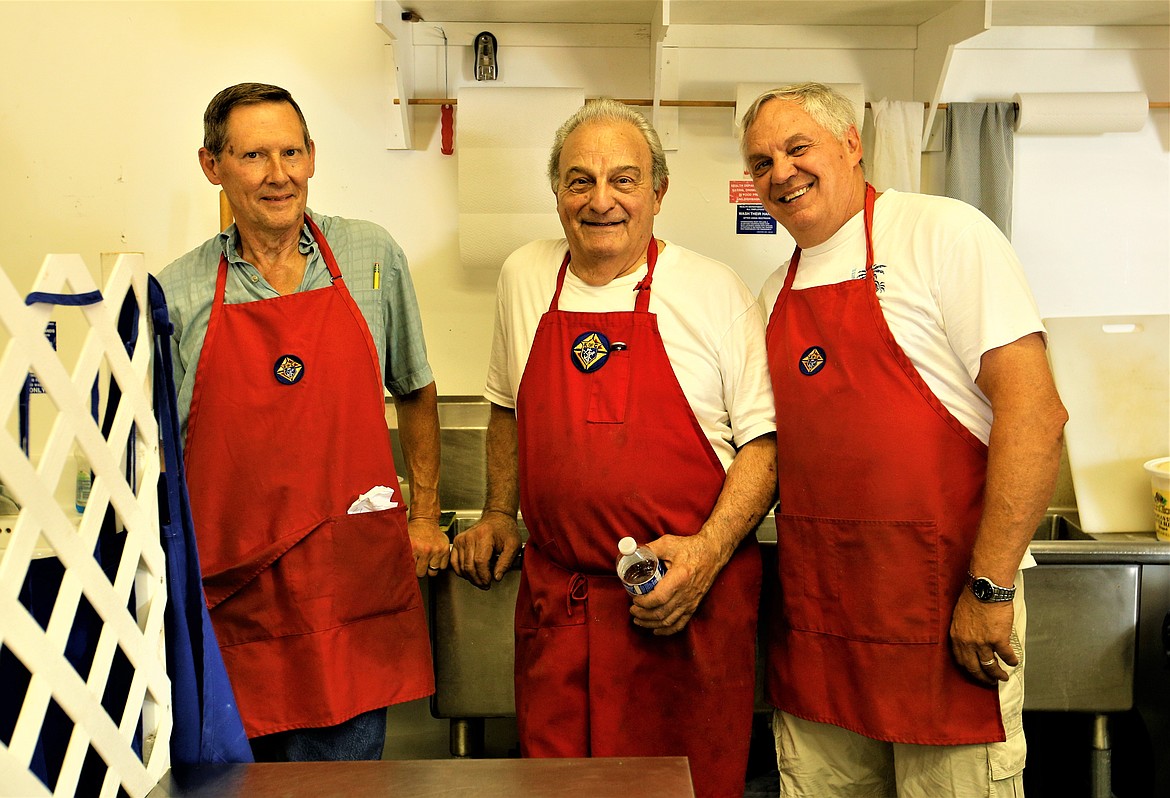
[74,448,92,514]
[616,536,665,596]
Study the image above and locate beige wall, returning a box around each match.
[2,1,1167,399]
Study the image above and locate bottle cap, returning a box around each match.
[617,536,637,556]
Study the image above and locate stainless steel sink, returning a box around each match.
[1033,510,1092,540]
[429,512,1168,746]
[429,517,525,724]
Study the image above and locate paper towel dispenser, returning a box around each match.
[474,31,498,81]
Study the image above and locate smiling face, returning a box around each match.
[554,119,667,280]
[198,101,315,241]
[741,98,865,249]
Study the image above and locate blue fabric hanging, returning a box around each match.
[148,275,252,765]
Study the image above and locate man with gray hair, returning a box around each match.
[742,82,1067,796]
[452,98,776,798]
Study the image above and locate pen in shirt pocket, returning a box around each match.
[373,262,381,290]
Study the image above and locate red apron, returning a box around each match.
[183,216,433,738]
[514,240,762,798]
[764,185,1003,744]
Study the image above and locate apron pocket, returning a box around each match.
[776,514,941,644]
[586,349,631,424]
[210,519,335,644]
[330,506,421,624]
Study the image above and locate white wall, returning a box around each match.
[2,2,1167,399]
[941,29,1170,317]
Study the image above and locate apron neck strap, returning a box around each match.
[550,237,659,312]
[631,237,659,312]
[304,214,343,282]
[862,182,876,270]
[214,214,341,302]
[781,182,876,293]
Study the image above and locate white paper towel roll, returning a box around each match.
[457,87,585,270]
[1013,92,1148,135]
[734,82,866,134]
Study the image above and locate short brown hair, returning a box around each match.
[202,83,311,156]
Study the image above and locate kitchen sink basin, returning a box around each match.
[428,516,525,726]
[1033,509,1092,540]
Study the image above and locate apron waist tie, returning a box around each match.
[566,573,589,617]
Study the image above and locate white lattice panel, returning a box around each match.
[0,254,169,797]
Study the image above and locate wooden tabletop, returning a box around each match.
[148,756,695,797]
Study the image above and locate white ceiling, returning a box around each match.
[397,0,1170,27]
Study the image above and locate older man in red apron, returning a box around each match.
[453,99,777,798]
[742,83,1067,796]
[159,84,445,761]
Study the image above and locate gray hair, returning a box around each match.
[203,83,311,157]
[547,98,669,192]
[738,82,858,155]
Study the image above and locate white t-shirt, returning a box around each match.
[758,189,1045,446]
[486,239,776,471]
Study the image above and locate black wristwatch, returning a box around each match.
[967,572,1016,603]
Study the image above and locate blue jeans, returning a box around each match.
[248,707,387,762]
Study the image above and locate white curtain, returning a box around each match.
[868,99,922,193]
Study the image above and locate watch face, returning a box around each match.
[972,577,995,601]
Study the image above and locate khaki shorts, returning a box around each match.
[773,572,1028,798]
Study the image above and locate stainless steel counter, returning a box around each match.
[1029,511,1170,564]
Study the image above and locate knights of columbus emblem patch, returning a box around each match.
[798,346,826,376]
[571,331,610,373]
[273,354,306,385]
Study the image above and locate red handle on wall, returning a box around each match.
[441,104,454,155]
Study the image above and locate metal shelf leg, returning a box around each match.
[1091,713,1116,798]
[449,718,485,758]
